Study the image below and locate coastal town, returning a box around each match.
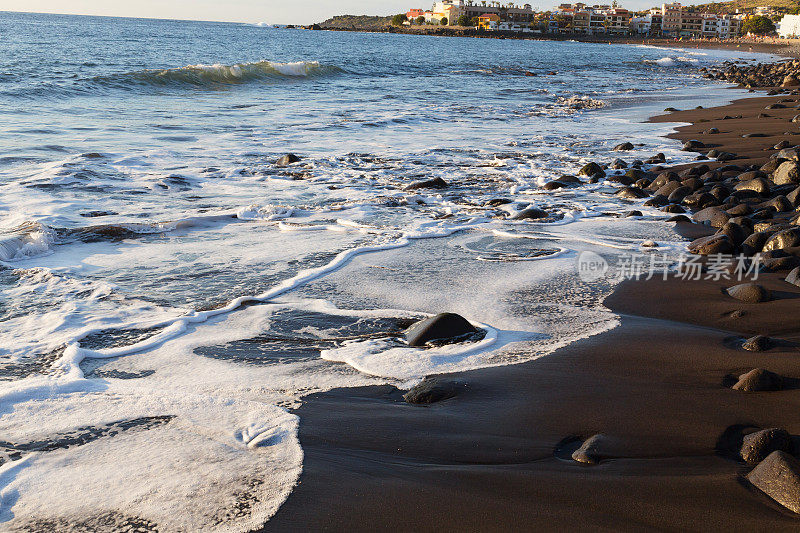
[399,0,800,38]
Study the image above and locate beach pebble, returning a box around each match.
[786,266,800,287]
[641,240,658,248]
[404,313,478,347]
[624,210,642,217]
[732,368,784,392]
[742,335,772,352]
[403,378,462,404]
[613,142,634,151]
[275,153,301,166]
[571,434,607,465]
[742,429,792,465]
[747,451,800,513]
[725,283,771,303]
[404,177,448,190]
[704,127,719,134]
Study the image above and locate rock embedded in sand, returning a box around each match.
[741,429,792,465]
[726,283,771,303]
[571,434,607,465]
[747,451,800,513]
[693,207,730,228]
[734,178,770,196]
[742,335,772,352]
[404,313,478,348]
[615,187,648,199]
[404,177,448,191]
[783,75,800,88]
[276,153,301,166]
[403,378,462,404]
[733,368,784,392]
[613,142,634,151]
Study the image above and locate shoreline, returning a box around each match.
[313,25,800,59]
[261,62,800,530]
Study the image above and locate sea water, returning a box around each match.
[0,11,776,531]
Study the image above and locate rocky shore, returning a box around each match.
[261,61,800,531]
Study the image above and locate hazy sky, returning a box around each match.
[0,0,656,25]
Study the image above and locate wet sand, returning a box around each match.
[261,79,800,531]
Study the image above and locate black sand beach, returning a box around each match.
[263,62,800,531]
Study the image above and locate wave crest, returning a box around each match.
[94,61,344,89]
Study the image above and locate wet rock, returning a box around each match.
[688,234,733,255]
[405,177,448,190]
[511,207,548,220]
[663,204,685,214]
[775,140,794,150]
[773,161,800,185]
[404,313,478,347]
[654,181,682,197]
[579,162,605,178]
[747,451,800,513]
[717,222,749,247]
[762,159,783,174]
[276,153,301,166]
[776,147,800,161]
[741,429,791,465]
[624,210,642,217]
[543,181,566,190]
[486,198,512,206]
[683,140,706,152]
[613,142,634,151]
[742,335,772,352]
[787,186,800,207]
[615,187,648,199]
[727,203,753,217]
[758,195,793,213]
[667,185,692,203]
[763,228,800,252]
[403,378,462,404]
[733,368,784,392]
[786,266,800,287]
[556,175,582,185]
[783,75,800,88]
[704,127,720,134]
[609,158,628,170]
[571,434,607,465]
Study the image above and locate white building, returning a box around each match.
[778,14,800,38]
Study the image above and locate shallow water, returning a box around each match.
[0,11,777,531]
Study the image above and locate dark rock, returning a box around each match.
[734,178,770,196]
[615,187,648,199]
[741,429,791,465]
[773,161,800,185]
[404,313,478,347]
[511,207,548,220]
[688,234,733,255]
[405,177,448,190]
[786,266,800,287]
[717,222,749,247]
[733,368,784,392]
[543,181,566,190]
[667,214,691,222]
[571,434,607,465]
[624,210,643,217]
[746,451,800,513]
[742,231,775,256]
[682,140,706,152]
[579,162,605,178]
[276,153,301,166]
[613,142,634,151]
[742,335,772,352]
[763,228,800,252]
[403,378,462,404]
[486,198,512,206]
[692,207,730,228]
[663,204,685,213]
[704,127,720,134]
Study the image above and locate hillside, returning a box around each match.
[687,0,798,13]
[318,15,392,30]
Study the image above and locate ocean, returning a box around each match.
[0,10,774,531]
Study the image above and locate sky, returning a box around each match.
[0,0,658,25]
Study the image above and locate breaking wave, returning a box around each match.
[92,60,345,89]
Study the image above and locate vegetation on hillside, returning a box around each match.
[318,15,392,30]
[686,0,799,13]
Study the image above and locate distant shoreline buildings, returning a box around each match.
[403,0,792,37]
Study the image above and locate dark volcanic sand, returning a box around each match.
[261,80,800,531]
